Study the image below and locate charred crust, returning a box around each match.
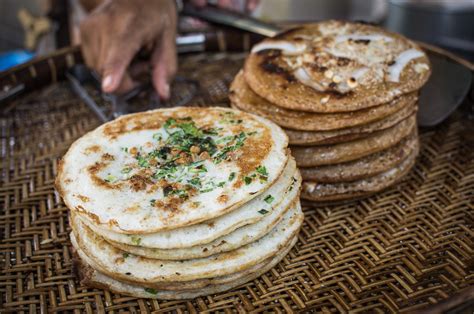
[260,61,295,83]
[336,57,351,66]
[309,64,328,73]
[353,39,370,45]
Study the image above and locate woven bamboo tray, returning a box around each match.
[1,40,474,313]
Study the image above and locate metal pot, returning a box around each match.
[384,0,474,61]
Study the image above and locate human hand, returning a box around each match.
[80,0,177,99]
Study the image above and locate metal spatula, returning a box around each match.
[183,5,473,127]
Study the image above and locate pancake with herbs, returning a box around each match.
[70,205,303,284]
[230,70,417,131]
[300,133,418,183]
[56,107,289,234]
[74,236,297,299]
[108,200,301,260]
[244,21,430,113]
[80,158,300,249]
[292,114,416,167]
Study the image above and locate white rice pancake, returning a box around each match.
[70,204,304,283]
[81,157,300,249]
[109,200,301,260]
[75,236,298,299]
[56,107,289,233]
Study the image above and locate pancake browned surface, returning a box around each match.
[284,102,417,146]
[230,71,417,131]
[300,132,418,183]
[301,144,419,202]
[230,21,431,204]
[244,21,430,113]
[57,107,303,299]
[292,114,416,167]
[57,107,289,234]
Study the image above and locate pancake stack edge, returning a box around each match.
[56,107,302,299]
[231,20,431,203]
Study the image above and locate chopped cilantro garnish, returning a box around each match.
[217,181,226,188]
[228,172,236,181]
[256,166,268,177]
[258,209,269,215]
[152,133,162,141]
[136,155,149,168]
[150,199,156,206]
[130,236,141,246]
[121,167,132,174]
[144,288,158,294]
[121,147,128,153]
[264,195,274,204]
[188,177,202,187]
[244,176,253,185]
[123,253,129,258]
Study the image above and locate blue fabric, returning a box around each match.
[0,50,35,71]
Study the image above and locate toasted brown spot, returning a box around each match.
[124,205,140,213]
[77,208,101,225]
[87,161,122,190]
[76,194,90,202]
[217,194,229,203]
[101,153,115,161]
[129,174,152,192]
[115,257,125,265]
[236,128,271,176]
[84,145,101,155]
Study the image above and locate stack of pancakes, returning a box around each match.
[56,107,302,299]
[230,21,431,203]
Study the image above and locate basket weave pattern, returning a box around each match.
[1,54,473,313]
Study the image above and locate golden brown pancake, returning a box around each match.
[300,131,418,183]
[292,113,416,167]
[244,21,431,113]
[284,103,417,146]
[300,144,418,202]
[230,70,417,131]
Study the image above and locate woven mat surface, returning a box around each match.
[1,53,474,313]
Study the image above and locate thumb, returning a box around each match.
[101,42,138,93]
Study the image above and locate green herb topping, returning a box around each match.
[109,116,261,200]
[144,288,158,294]
[258,209,269,215]
[130,236,141,246]
[264,195,274,204]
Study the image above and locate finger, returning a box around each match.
[114,72,137,94]
[101,40,140,93]
[151,22,177,99]
[80,19,101,70]
[246,0,260,12]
